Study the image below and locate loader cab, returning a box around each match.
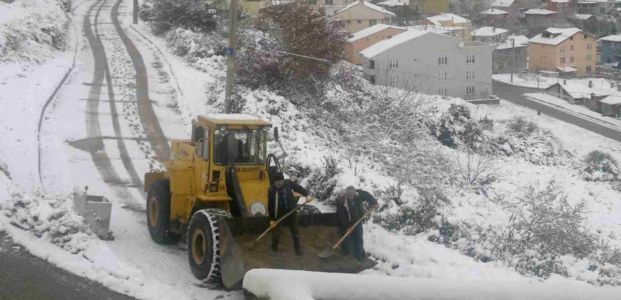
[191,115,273,218]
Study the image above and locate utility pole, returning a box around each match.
[133,0,138,24]
[224,0,239,113]
[510,38,515,83]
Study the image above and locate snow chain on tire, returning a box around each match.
[189,208,231,283]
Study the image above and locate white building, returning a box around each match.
[360,30,493,100]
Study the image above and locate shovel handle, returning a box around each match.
[331,209,373,250]
[254,196,315,243]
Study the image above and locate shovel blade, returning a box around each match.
[318,247,336,258]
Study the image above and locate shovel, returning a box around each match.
[318,209,374,258]
[249,196,314,248]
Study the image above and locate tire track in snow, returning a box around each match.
[83,0,144,211]
[111,0,171,162]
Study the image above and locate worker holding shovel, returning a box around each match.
[267,172,309,256]
[336,186,379,261]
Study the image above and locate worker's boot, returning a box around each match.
[293,235,303,256]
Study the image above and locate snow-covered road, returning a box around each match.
[32,0,239,298]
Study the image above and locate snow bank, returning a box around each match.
[243,269,621,300]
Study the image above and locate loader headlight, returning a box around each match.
[250,202,266,216]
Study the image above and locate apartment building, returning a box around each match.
[360,30,493,100]
[528,27,597,75]
[332,0,396,33]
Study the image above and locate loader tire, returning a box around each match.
[188,209,231,283]
[146,179,181,244]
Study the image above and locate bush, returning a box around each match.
[582,150,619,182]
[428,104,485,149]
[164,28,224,59]
[256,2,347,80]
[236,29,286,87]
[145,0,217,35]
[375,187,449,235]
[507,117,538,137]
[500,181,596,278]
[303,156,342,202]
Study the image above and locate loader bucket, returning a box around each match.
[218,213,376,290]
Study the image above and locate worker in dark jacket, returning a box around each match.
[267,172,309,256]
[335,186,379,261]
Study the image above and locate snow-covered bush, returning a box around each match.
[144,0,217,35]
[452,150,497,187]
[55,0,71,11]
[164,28,224,60]
[582,150,619,182]
[427,104,486,150]
[507,117,539,138]
[236,29,286,87]
[375,187,449,235]
[303,156,342,203]
[256,2,347,80]
[2,189,93,254]
[500,182,596,277]
[0,0,69,63]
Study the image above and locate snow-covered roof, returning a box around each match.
[600,34,621,42]
[480,8,508,15]
[336,0,396,17]
[426,13,470,26]
[572,14,594,20]
[549,81,612,99]
[601,95,621,105]
[557,65,577,73]
[377,0,407,7]
[347,24,405,42]
[525,8,557,15]
[529,28,583,45]
[550,0,570,3]
[496,35,529,49]
[492,0,515,7]
[360,29,433,58]
[472,26,508,37]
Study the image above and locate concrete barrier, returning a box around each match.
[73,187,114,240]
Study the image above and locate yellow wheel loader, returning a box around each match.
[144,114,375,289]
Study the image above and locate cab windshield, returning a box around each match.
[214,128,267,164]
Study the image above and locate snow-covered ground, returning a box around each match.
[2,0,621,299]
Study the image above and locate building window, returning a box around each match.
[570,56,574,62]
[587,54,592,61]
[325,0,333,4]
[389,59,399,69]
[308,0,317,4]
[369,20,377,26]
[368,60,375,69]
[346,20,351,24]
[560,57,566,63]
[438,57,448,65]
[467,86,475,95]
[369,75,376,84]
[570,45,574,51]
[561,46,565,52]
[466,71,475,79]
[438,88,448,96]
[357,19,362,24]
[587,43,592,50]
[438,72,448,80]
[586,65,592,73]
[466,55,475,63]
